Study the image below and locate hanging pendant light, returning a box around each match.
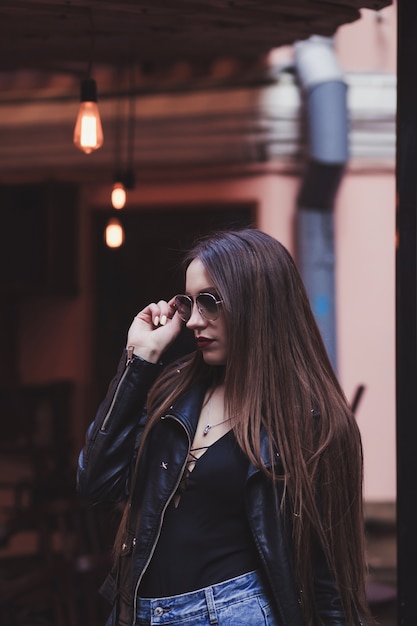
[111,180,127,210]
[105,218,125,248]
[73,78,104,154]
[111,168,136,209]
[110,64,136,208]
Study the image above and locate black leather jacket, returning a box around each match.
[77,351,348,626]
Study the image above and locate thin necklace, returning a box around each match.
[203,417,231,436]
[202,394,231,436]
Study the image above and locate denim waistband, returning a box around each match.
[136,570,269,625]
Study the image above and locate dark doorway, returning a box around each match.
[92,204,255,405]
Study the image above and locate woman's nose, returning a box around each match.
[186,302,206,329]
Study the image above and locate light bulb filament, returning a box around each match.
[73,79,104,154]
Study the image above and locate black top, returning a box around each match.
[139,429,259,597]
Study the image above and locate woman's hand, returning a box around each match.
[126,298,183,363]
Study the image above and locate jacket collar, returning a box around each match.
[165,381,207,440]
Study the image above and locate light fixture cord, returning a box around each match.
[127,62,136,174]
[87,7,96,78]
[113,85,123,178]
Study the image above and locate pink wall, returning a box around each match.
[335,4,397,501]
[336,174,396,500]
[335,5,397,73]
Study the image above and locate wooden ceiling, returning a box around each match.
[0,0,392,79]
[0,0,394,183]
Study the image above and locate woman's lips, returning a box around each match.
[196,337,214,349]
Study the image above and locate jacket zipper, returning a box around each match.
[100,350,134,432]
[131,414,191,625]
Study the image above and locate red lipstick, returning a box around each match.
[196,337,214,349]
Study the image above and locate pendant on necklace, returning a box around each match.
[203,424,211,436]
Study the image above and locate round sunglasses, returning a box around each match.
[174,293,223,322]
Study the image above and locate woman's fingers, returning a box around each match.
[131,299,182,340]
[144,300,176,327]
[168,296,177,314]
[127,298,183,363]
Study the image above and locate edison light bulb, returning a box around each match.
[105,218,125,248]
[111,182,127,209]
[73,79,104,154]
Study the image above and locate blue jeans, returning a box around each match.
[135,570,279,625]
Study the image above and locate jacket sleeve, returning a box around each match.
[77,350,163,503]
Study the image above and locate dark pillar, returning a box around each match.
[396,1,417,624]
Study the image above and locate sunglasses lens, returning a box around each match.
[175,295,192,321]
[175,293,221,322]
[197,294,219,320]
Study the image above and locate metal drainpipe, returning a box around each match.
[294,35,349,372]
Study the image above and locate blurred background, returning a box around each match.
[0,1,398,624]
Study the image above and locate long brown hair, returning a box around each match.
[119,229,372,625]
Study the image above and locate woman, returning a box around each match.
[78,228,372,626]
